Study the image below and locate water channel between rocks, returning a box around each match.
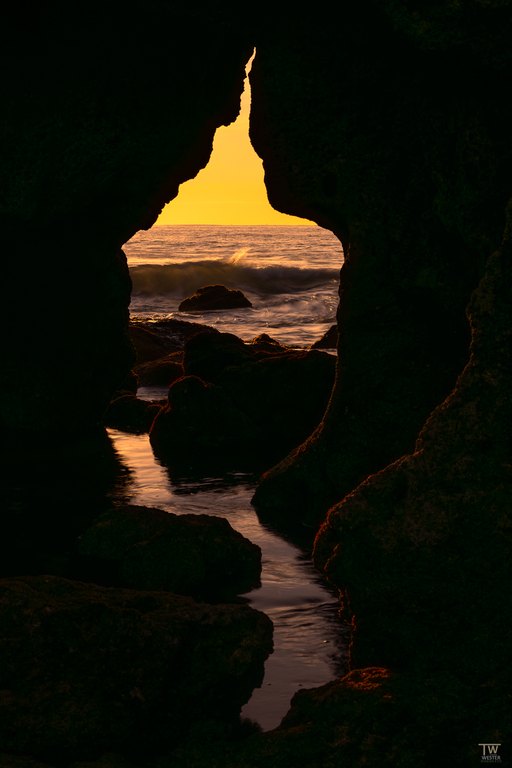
[107,423,349,731]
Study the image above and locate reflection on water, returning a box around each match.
[0,423,349,730]
[108,428,349,731]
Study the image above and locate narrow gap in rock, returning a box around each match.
[108,50,348,732]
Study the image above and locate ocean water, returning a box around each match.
[124,224,343,348]
[114,224,348,730]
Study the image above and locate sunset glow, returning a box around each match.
[156,54,314,226]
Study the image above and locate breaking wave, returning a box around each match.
[129,259,339,297]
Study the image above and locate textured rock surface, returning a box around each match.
[251,5,512,527]
[133,353,183,387]
[77,505,262,599]
[150,332,336,473]
[314,231,512,673]
[161,667,486,767]
[309,227,512,761]
[130,320,219,363]
[0,757,55,768]
[0,575,273,762]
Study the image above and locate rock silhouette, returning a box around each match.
[179,284,252,311]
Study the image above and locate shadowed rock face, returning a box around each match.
[250,5,512,527]
[149,332,336,474]
[0,6,253,433]
[308,225,512,763]
[0,575,273,763]
[314,228,512,665]
[76,504,262,600]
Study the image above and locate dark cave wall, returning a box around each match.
[0,4,510,765]
[1,1,510,511]
[250,3,512,526]
[0,4,253,432]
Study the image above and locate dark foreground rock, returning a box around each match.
[106,320,219,429]
[150,331,336,473]
[130,320,219,362]
[314,242,512,678]
[307,243,512,762]
[1,653,506,768]
[0,575,273,763]
[77,505,262,599]
[164,667,493,768]
[0,756,55,768]
[122,319,218,397]
[0,428,132,577]
[133,352,183,387]
[179,285,252,311]
[128,325,176,365]
[183,331,256,381]
[103,394,162,433]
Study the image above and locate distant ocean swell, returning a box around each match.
[129,260,339,297]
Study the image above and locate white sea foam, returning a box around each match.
[129,259,338,297]
[124,224,343,348]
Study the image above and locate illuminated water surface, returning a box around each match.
[108,427,348,730]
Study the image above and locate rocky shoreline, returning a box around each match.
[104,319,336,477]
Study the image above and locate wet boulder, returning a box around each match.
[150,375,258,473]
[249,333,289,354]
[183,331,256,381]
[134,352,184,387]
[150,335,336,473]
[0,575,273,763]
[129,320,219,364]
[103,394,162,433]
[178,285,252,311]
[128,324,174,364]
[77,505,262,599]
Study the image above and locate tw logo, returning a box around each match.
[479,743,502,763]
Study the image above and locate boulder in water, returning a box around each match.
[134,352,184,387]
[178,285,252,311]
[184,331,255,381]
[249,333,290,354]
[103,394,162,433]
[129,319,219,362]
[183,331,290,383]
[150,331,336,473]
[128,325,174,364]
[77,504,262,599]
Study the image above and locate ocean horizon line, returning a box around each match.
[152,222,318,227]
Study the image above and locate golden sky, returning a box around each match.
[156,55,313,226]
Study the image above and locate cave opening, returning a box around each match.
[104,51,349,733]
[115,49,344,477]
[123,50,343,357]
